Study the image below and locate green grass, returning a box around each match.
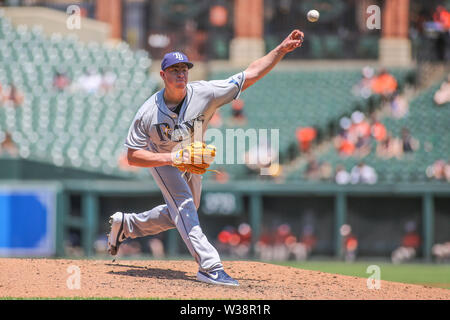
[273,261,450,289]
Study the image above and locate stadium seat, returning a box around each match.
[0,16,157,179]
[291,77,449,184]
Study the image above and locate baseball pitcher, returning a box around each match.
[107,30,304,286]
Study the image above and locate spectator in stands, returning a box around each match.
[304,156,321,180]
[272,223,296,261]
[390,92,409,118]
[335,164,351,185]
[319,161,333,181]
[255,222,312,261]
[432,241,450,262]
[433,6,450,60]
[426,160,445,180]
[350,111,371,157]
[391,221,421,264]
[335,117,356,157]
[401,127,419,154]
[234,223,252,258]
[101,68,117,93]
[299,224,317,257]
[1,83,24,107]
[255,226,275,261]
[244,136,278,178]
[296,127,317,154]
[148,235,165,258]
[376,133,403,159]
[423,6,450,61]
[370,116,387,142]
[286,141,299,162]
[371,68,398,100]
[0,131,18,157]
[336,136,355,157]
[217,225,239,256]
[351,112,371,138]
[211,166,230,184]
[340,224,358,263]
[256,222,311,261]
[352,66,375,99]
[426,159,450,182]
[445,162,450,182]
[304,157,332,181]
[53,71,71,91]
[75,68,102,94]
[350,161,378,184]
[229,98,247,125]
[217,223,252,258]
[117,240,142,257]
[94,235,108,255]
[433,5,450,31]
[286,228,310,261]
[402,221,421,249]
[66,231,83,256]
[433,75,450,106]
[371,68,408,118]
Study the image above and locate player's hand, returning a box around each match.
[278,30,304,54]
[172,147,190,165]
[172,142,216,175]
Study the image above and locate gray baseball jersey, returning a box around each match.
[121,72,245,272]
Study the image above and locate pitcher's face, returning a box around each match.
[161,63,189,90]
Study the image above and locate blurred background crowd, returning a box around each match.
[0,0,448,264]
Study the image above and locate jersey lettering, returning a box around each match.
[155,122,171,141]
[154,115,204,142]
[126,74,244,151]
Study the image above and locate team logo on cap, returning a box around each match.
[173,52,184,60]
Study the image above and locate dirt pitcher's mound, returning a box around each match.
[0,259,448,300]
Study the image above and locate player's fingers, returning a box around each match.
[289,29,300,37]
[290,38,303,44]
[290,29,304,40]
[285,40,303,48]
[183,151,191,163]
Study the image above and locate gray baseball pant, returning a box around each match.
[121,165,223,273]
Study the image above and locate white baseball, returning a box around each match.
[307,10,320,22]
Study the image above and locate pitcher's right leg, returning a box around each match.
[107,205,175,256]
[123,204,176,238]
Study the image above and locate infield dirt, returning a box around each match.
[0,259,449,299]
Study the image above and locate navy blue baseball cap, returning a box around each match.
[161,51,194,70]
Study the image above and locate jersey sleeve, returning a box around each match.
[124,113,149,150]
[208,72,246,108]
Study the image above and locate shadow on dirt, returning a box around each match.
[105,263,197,282]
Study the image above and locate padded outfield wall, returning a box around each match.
[0,179,448,261]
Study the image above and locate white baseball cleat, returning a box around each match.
[107,212,126,256]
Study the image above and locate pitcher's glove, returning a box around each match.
[172,141,216,175]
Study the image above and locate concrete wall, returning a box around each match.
[2,6,110,44]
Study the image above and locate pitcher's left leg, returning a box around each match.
[150,166,223,273]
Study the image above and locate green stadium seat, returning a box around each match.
[293,76,449,184]
[0,16,158,178]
